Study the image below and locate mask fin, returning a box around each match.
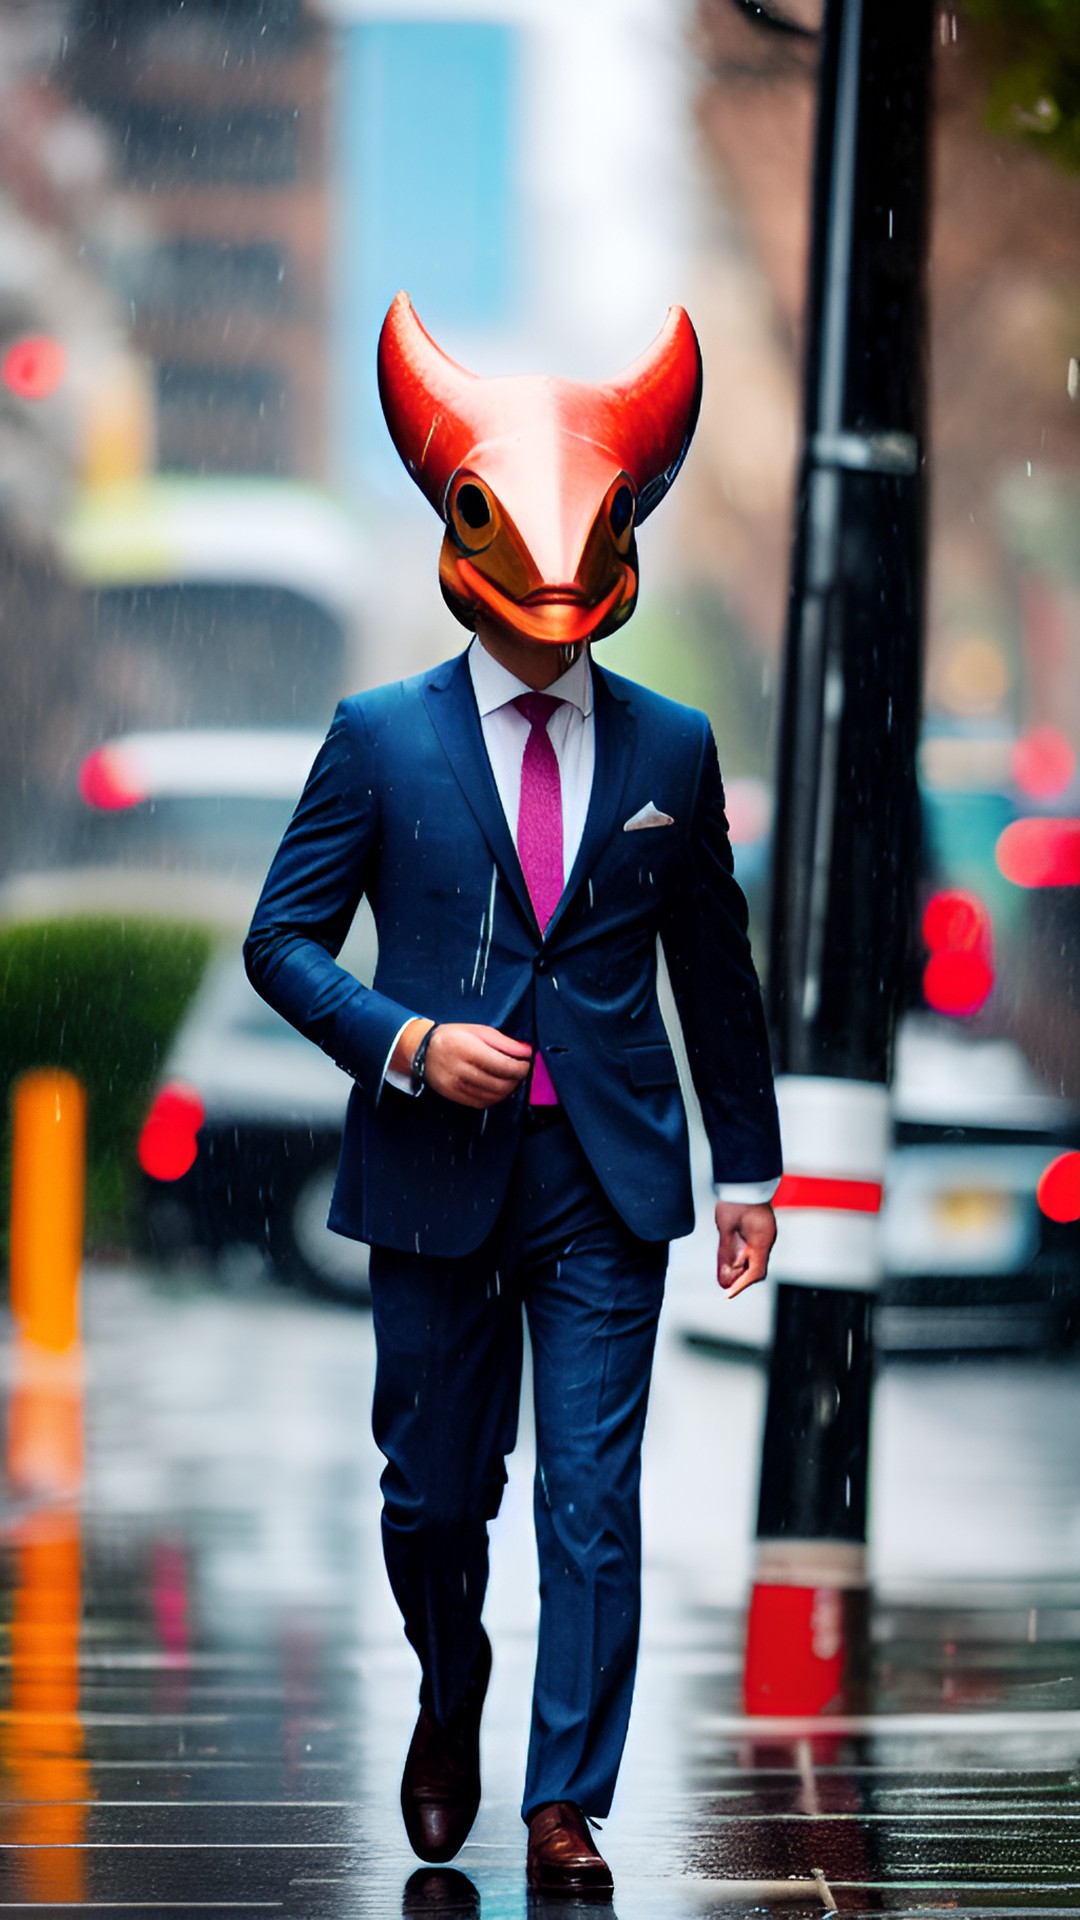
[377,291,482,517]
[600,306,702,522]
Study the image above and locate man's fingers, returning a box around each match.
[463,1042,532,1091]
[714,1202,777,1298]
[470,1026,534,1061]
[722,1264,763,1299]
[425,1024,533,1107]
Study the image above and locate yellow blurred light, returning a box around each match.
[932,1188,1014,1236]
[80,355,154,487]
[940,637,1010,718]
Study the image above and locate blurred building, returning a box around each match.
[0,3,144,877]
[65,0,331,481]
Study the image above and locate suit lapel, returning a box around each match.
[420,652,537,934]
[545,663,636,941]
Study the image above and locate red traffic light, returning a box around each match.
[921,888,994,1017]
[2,335,66,400]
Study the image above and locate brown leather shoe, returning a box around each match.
[400,1632,491,1863]
[526,1801,614,1899]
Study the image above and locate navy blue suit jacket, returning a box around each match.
[244,649,781,1257]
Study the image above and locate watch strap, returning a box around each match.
[410,1023,439,1093]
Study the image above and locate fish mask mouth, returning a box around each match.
[378,293,701,646]
[448,563,630,646]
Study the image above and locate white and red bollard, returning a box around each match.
[744,1075,888,1717]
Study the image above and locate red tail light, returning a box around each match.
[79,746,147,811]
[921,888,994,1017]
[2,335,66,400]
[138,1083,205,1181]
[1037,1152,1080,1225]
[996,817,1080,889]
[1011,726,1075,801]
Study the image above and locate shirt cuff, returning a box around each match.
[381,1018,421,1097]
[713,1177,781,1205]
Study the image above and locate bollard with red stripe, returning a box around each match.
[744,1079,886,1714]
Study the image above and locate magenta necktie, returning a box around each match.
[514,691,564,1105]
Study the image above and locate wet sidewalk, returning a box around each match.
[0,1261,1078,1917]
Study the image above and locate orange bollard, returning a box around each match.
[9,1068,86,1352]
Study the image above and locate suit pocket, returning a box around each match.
[626,1043,679,1089]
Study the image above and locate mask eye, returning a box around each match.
[606,479,636,553]
[449,477,498,551]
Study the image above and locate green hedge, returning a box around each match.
[1,917,216,1255]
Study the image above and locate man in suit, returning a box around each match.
[245,295,782,1899]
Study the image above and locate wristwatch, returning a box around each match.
[410,1023,440,1093]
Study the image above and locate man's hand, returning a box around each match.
[715,1200,777,1299]
[392,1019,533,1109]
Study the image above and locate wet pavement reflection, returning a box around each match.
[0,1264,1077,1916]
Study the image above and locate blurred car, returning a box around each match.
[73,726,326,901]
[663,752,1080,1356]
[878,1013,1080,1352]
[668,1008,1080,1358]
[139,943,371,1303]
[0,726,329,930]
[64,721,370,1302]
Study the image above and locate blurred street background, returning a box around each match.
[0,0,1079,1910]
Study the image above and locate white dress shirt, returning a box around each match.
[384,638,778,1207]
[468,637,595,878]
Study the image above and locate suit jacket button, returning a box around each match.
[535,955,548,974]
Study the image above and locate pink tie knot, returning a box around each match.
[513,691,563,731]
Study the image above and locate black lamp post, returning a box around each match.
[746,0,934,1713]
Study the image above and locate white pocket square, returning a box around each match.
[623,802,675,832]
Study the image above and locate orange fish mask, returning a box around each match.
[377,292,702,647]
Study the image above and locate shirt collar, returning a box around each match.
[468,636,594,720]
